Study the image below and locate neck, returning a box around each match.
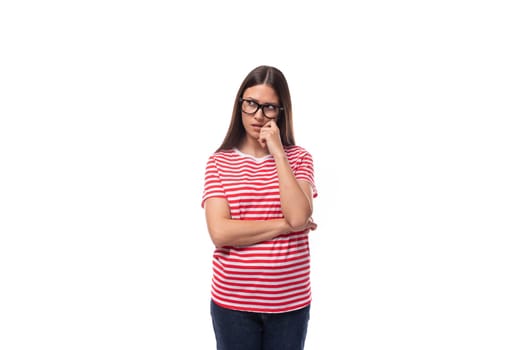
[238,137,269,158]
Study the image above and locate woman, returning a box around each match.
[201,65,318,350]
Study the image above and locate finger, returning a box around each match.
[257,135,267,147]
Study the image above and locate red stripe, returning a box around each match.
[211,292,311,309]
[215,247,309,259]
[213,269,310,284]
[213,257,310,272]
[212,288,309,301]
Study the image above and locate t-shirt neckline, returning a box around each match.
[233,148,273,162]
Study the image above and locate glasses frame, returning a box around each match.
[239,98,283,120]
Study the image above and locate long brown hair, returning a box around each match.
[216,65,295,152]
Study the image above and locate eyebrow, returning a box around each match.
[243,97,280,105]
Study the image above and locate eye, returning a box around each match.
[246,100,257,106]
[265,104,277,111]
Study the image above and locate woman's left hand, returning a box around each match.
[258,120,285,157]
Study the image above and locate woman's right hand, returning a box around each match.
[305,217,318,232]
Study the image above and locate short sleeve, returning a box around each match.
[201,155,227,208]
[294,150,318,198]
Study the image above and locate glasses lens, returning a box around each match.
[241,100,258,114]
[262,105,279,119]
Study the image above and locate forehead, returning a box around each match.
[242,84,279,103]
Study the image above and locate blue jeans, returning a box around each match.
[210,300,310,350]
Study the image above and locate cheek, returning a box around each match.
[241,116,248,130]
[241,115,253,131]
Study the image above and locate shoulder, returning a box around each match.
[285,145,313,159]
[207,149,236,162]
[205,149,242,170]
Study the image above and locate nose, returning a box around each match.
[253,108,265,120]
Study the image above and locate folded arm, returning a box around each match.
[204,197,292,248]
[273,153,314,231]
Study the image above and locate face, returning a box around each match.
[241,84,281,141]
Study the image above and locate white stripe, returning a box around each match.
[212,276,310,290]
[223,193,280,200]
[213,264,310,277]
[213,255,310,269]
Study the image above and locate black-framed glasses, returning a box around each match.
[240,98,283,119]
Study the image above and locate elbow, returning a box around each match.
[208,228,228,248]
[286,207,313,232]
[287,216,311,232]
[288,206,313,231]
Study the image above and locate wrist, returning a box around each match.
[280,218,292,233]
[272,152,287,161]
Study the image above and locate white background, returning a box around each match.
[1,1,524,349]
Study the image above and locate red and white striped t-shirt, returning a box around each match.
[201,145,318,313]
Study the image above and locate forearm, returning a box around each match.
[207,217,291,248]
[273,154,313,229]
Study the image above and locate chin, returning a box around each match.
[248,131,260,140]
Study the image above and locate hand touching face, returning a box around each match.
[258,120,284,157]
